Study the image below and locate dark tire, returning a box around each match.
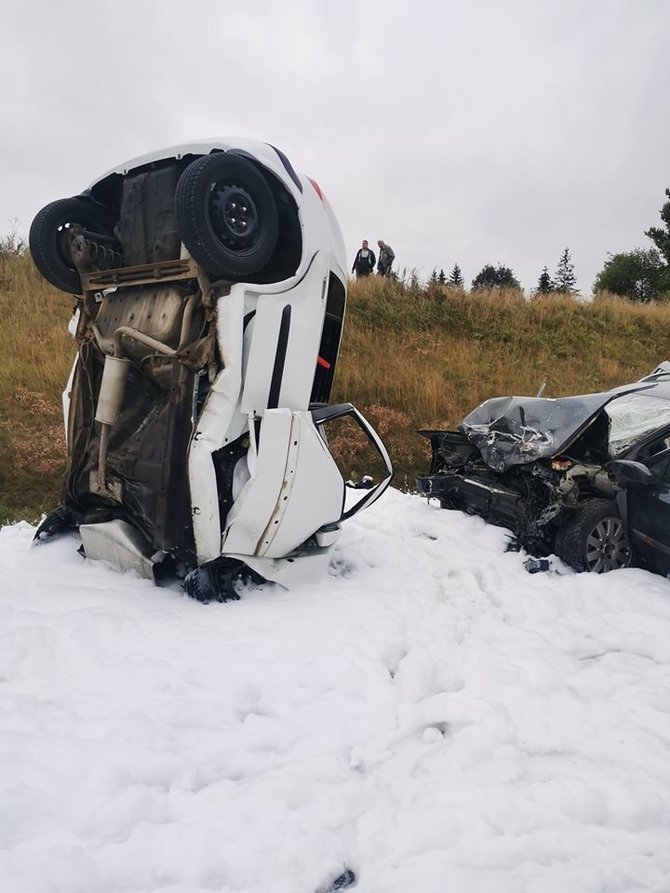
[175,153,278,278]
[183,556,256,603]
[555,499,632,573]
[29,196,117,294]
[32,505,75,544]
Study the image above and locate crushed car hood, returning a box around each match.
[460,382,656,471]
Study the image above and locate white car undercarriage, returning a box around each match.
[30,139,392,601]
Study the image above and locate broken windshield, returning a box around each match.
[607,393,670,457]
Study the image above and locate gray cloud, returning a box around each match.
[2,0,669,291]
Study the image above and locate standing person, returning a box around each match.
[377,240,395,277]
[351,240,376,278]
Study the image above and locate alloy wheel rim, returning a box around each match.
[585,517,631,572]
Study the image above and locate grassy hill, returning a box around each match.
[2,252,670,522]
[335,276,670,484]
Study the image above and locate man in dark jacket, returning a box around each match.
[376,240,395,277]
[351,240,376,278]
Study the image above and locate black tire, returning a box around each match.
[555,499,632,573]
[29,196,117,294]
[183,557,248,603]
[175,153,278,278]
[32,505,75,543]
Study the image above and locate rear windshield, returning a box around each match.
[607,393,670,456]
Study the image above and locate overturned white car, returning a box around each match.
[30,139,392,601]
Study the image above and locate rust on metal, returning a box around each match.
[81,257,201,291]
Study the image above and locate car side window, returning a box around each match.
[629,433,670,481]
[636,433,670,461]
[649,436,670,457]
[644,448,670,481]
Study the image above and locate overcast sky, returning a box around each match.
[2,0,669,292]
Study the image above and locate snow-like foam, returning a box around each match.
[2,491,670,891]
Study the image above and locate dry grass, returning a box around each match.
[2,252,670,520]
[0,254,73,521]
[333,279,670,483]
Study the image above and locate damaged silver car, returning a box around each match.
[417,365,670,574]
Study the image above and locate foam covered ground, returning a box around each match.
[2,490,670,892]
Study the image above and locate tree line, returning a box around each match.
[427,187,670,302]
[429,248,577,295]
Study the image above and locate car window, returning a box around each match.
[643,452,670,483]
[607,394,670,457]
[636,434,670,462]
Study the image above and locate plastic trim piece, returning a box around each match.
[267,144,303,192]
[268,304,292,409]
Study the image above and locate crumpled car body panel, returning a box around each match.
[460,382,656,471]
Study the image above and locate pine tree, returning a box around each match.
[449,263,464,287]
[428,268,439,287]
[554,248,578,294]
[437,268,446,286]
[535,266,555,295]
[645,187,670,265]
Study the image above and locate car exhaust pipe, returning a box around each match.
[95,355,131,427]
[93,355,131,494]
[91,324,180,494]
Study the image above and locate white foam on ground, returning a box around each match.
[2,490,670,892]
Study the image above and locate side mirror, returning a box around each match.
[609,459,656,486]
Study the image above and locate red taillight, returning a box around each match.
[307,177,324,202]
[317,355,331,370]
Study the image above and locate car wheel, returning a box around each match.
[183,556,265,603]
[175,153,279,278]
[555,499,632,573]
[29,196,117,294]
